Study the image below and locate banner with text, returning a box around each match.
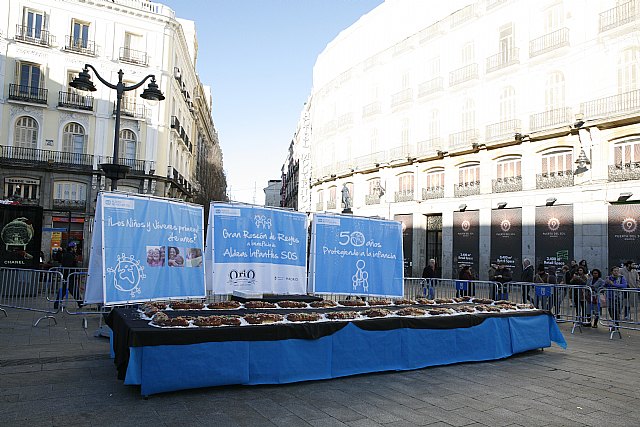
[491,208,522,278]
[535,205,573,271]
[207,203,308,295]
[85,192,205,305]
[452,210,479,278]
[310,213,403,297]
[608,203,640,269]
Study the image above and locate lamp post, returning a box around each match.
[70,64,165,190]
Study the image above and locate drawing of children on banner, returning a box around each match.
[146,246,165,267]
[168,246,185,267]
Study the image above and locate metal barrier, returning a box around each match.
[0,267,63,326]
[404,278,498,300]
[597,288,640,339]
[61,271,112,329]
[503,282,594,333]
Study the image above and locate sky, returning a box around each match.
[159,0,384,204]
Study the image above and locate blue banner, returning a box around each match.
[311,213,404,297]
[209,203,308,295]
[97,193,205,304]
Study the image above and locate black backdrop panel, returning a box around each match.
[491,208,522,278]
[452,210,479,277]
[535,205,573,270]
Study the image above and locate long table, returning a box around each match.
[106,307,566,396]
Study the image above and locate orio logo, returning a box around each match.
[500,219,511,232]
[228,269,257,287]
[622,217,637,233]
[547,217,560,231]
[461,220,471,232]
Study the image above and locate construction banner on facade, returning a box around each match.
[490,207,522,279]
[452,210,479,278]
[535,205,573,271]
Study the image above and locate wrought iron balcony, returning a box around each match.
[315,201,324,211]
[394,190,414,203]
[8,84,48,105]
[486,119,521,142]
[608,163,640,182]
[327,200,337,210]
[450,4,477,27]
[580,89,640,120]
[353,152,385,171]
[119,47,148,66]
[53,199,87,210]
[486,0,508,10]
[0,145,93,169]
[418,77,443,97]
[529,107,572,132]
[486,48,519,73]
[171,115,181,130]
[536,170,574,189]
[64,36,96,56]
[15,24,54,46]
[599,0,638,32]
[365,194,381,205]
[422,187,444,200]
[492,176,523,193]
[58,91,94,111]
[99,156,154,174]
[115,97,146,119]
[449,64,478,86]
[419,21,443,42]
[454,182,480,197]
[391,88,413,107]
[417,138,443,156]
[388,145,413,161]
[18,198,40,206]
[362,101,381,118]
[529,28,570,58]
[336,113,353,129]
[449,129,478,150]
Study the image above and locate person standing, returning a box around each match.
[521,259,534,282]
[605,266,628,327]
[587,268,605,328]
[621,260,638,319]
[422,258,437,299]
[492,263,511,300]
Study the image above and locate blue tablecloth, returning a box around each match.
[118,312,566,396]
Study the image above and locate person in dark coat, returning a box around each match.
[521,259,534,282]
[422,258,437,279]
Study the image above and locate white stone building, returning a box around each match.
[0,0,222,264]
[304,0,640,279]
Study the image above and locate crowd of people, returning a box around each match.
[422,258,637,327]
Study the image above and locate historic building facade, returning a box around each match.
[303,0,640,278]
[0,0,223,264]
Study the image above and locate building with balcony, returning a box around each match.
[0,0,224,264]
[296,0,640,278]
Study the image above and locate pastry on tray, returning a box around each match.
[170,301,204,310]
[277,300,308,309]
[243,313,283,324]
[286,312,321,322]
[325,311,359,320]
[338,299,367,307]
[207,300,241,309]
[395,307,426,316]
[309,300,338,308]
[362,308,391,318]
[244,301,277,309]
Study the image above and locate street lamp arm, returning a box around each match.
[124,74,157,92]
[83,63,118,91]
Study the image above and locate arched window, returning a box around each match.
[618,47,639,94]
[328,186,337,209]
[499,86,516,121]
[458,163,480,186]
[316,189,324,211]
[423,168,445,199]
[545,71,565,110]
[541,149,572,175]
[494,156,522,193]
[62,122,85,155]
[396,172,415,201]
[54,181,87,202]
[119,129,136,160]
[366,177,383,205]
[14,116,38,149]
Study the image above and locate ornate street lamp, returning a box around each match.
[70,64,165,190]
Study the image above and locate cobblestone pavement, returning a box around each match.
[1,308,639,427]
